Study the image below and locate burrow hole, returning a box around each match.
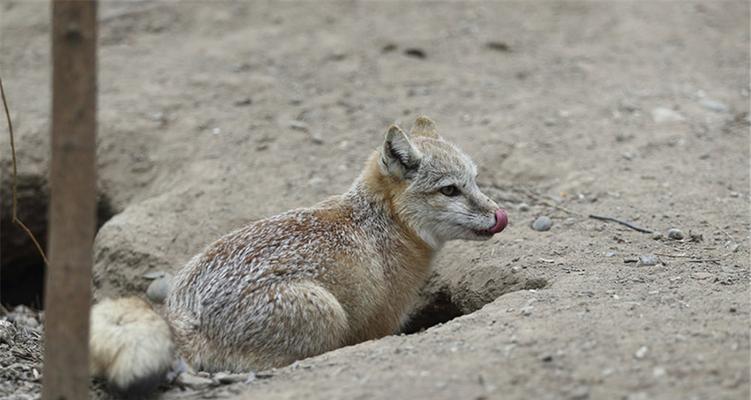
[1,174,115,310]
[400,277,549,335]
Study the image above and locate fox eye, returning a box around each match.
[439,185,460,197]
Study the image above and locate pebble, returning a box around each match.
[176,372,214,390]
[146,275,172,304]
[486,41,511,52]
[634,346,648,359]
[233,97,252,106]
[403,48,427,59]
[381,43,397,53]
[570,386,591,400]
[605,251,616,257]
[520,306,534,316]
[638,255,659,267]
[651,107,685,123]
[667,228,685,240]
[531,216,553,231]
[142,270,166,280]
[699,98,728,113]
[289,120,308,131]
[517,202,530,212]
[691,272,713,280]
[651,232,663,240]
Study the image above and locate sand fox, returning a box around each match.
[90,116,508,396]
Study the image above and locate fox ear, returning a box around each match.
[410,116,440,139]
[381,125,421,178]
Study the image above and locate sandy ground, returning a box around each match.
[1,1,749,399]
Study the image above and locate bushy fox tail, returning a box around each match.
[90,297,174,398]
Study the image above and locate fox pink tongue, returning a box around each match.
[489,209,508,234]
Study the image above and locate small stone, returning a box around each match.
[146,276,172,304]
[517,202,530,212]
[167,358,190,381]
[540,354,553,362]
[651,107,685,123]
[625,393,649,400]
[605,251,616,257]
[289,120,308,131]
[381,43,397,53]
[691,272,713,280]
[148,112,165,122]
[309,131,325,145]
[176,372,214,390]
[634,346,648,359]
[623,257,638,264]
[651,232,663,240]
[667,228,684,240]
[142,271,166,280]
[403,48,426,59]
[653,366,667,378]
[699,98,728,113]
[520,306,534,316]
[570,386,590,400]
[618,99,639,113]
[637,255,659,267]
[233,97,252,106]
[486,41,510,52]
[531,216,553,231]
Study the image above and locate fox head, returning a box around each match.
[375,116,508,249]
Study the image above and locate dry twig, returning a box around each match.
[0,77,49,265]
[588,214,653,234]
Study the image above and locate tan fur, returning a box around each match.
[90,297,174,395]
[90,116,506,390]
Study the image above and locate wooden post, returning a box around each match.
[43,1,97,399]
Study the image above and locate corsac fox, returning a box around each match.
[90,116,508,396]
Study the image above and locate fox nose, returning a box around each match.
[488,209,508,234]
